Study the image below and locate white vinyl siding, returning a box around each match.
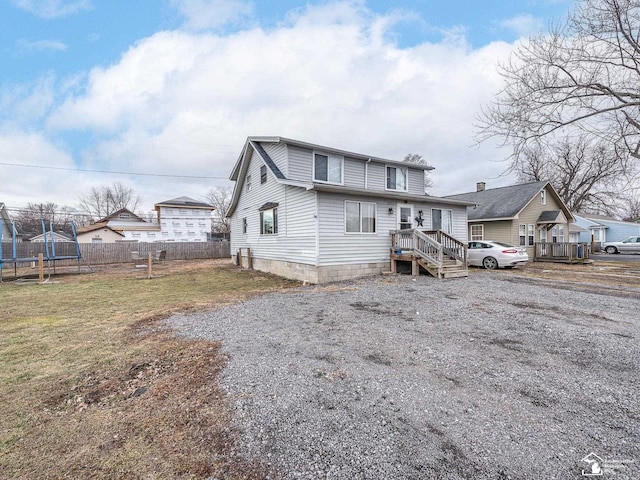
[260,142,288,177]
[316,194,468,266]
[230,146,317,265]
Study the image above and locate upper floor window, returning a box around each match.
[118,213,131,220]
[246,175,252,192]
[242,217,247,234]
[386,166,408,191]
[540,190,547,205]
[260,165,267,184]
[314,153,342,184]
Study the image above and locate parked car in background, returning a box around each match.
[467,241,529,269]
[602,236,640,254]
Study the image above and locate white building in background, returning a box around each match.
[75,197,215,243]
[154,197,215,242]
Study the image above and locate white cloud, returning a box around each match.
[0,128,82,208]
[16,39,68,53]
[11,0,91,18]
[170,0,253,31]
[500,14,544,38]
[36,1,519,211]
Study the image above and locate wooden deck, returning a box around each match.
[390,229,468,279]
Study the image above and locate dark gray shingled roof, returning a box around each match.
[445,181,548,220]
[251,141,286,180]
[537,210,561,223]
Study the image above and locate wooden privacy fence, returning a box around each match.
[1,241,230,267]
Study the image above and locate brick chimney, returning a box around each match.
[476,182,486,192]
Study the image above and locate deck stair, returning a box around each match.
[391,229,468,279]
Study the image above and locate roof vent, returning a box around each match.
[476,182,486,192]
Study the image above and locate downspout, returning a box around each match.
[365,158,371,189]
[314,191,320,268]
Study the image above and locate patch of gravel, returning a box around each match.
[166,271,640,479]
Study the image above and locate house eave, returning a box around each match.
[309,184,476,206]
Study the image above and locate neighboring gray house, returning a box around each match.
[573,213,640,245]
[227,136,473,283]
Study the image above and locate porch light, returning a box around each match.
[388,207,394,214]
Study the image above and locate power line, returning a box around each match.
[0,161,229,179]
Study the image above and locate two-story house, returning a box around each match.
[227,136,473,283]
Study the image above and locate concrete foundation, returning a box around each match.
[232,254,389,284]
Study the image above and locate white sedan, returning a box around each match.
[602,236,640,254]
[467,241,529,269]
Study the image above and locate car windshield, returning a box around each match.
[493,242,516,248]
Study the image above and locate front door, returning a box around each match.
[398,204,413,230]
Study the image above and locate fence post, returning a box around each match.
[38,253,44,283]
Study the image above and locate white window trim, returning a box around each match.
[385,165,409,192]
[470,224,484,241]
[313,151,344,185]
[519,224,527,246]
[344,201,377,234]
[246,174,252,192]
[527,224,535,246]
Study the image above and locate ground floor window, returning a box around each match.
[260,208,278,235]
[527,224,535,246]
[470,224,483,241]
[519,224,526,246]
[345,201,376,233]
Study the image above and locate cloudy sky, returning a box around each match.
[0,0,573,216]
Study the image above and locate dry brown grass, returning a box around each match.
[510,258,640,289]
[0,259,298,479]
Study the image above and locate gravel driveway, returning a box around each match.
[167,271,640,479]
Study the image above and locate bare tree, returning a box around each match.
[78,182,142,220]
[477,0,640,161]
[611,189,640,220]
[205,186,232,234]
[14,202,77,235]
[403,153,434,193]
[513,137,636,212]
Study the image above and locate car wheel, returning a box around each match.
[605,246,618,254]
[482,256,498,270]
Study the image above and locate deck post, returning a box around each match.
[247,248,253,269]
[148,252,153,279]
[238,248,243,269]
